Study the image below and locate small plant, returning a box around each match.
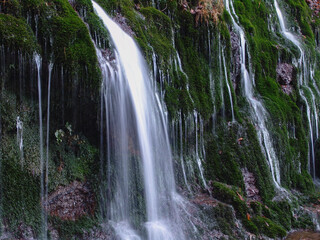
[194,0,224,25]
[55,129,65,144]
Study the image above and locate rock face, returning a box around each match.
[306,0,320,16]
[276,63,294,95]
[114,13,136,37]
[46,181,95,221]
[231,31,241,91]
[241,168,261,201]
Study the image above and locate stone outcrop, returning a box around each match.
[276,63,294,95]
[306,0,320,16]
[231,31,241,91]
[114,14,136,37]
[241,168,261,201]
[45,181,95,221]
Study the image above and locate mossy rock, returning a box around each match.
[252,216,286,238]
[0,14,37,52]
[211,181,248,219]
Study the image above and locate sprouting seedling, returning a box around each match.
[65,122,72,135]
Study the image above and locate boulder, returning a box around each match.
[276,63,294,85]
[45,181,95,221]
[306,0,320,16]
[230,31,241,90]
[241,168,261,201]
[276,63,294,94]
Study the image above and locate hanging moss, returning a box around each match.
[0,0,21,16]
[284,0,314,43]
[0,14,37,52]
[252,216,286,238]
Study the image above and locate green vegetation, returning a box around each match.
[0,14,37,52]
[231,0,313,193]
[0,87,99,237]
[1,0,320,238]
[211,181,295,238]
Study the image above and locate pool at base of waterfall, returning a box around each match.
[286,231,320,240]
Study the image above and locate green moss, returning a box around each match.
[0,14,37,52]
[242,219,258,235]
[205,121,275,201]
[204,203,236,236]
[252,216,286,238]
[49,216,98,240]
[231,0,312,193]
[292,213,314,229]
[0,0,21,16]
[0,92,41,236]
[0,89,99,237]
[284,0,314,43]
[250,201,263,215]
[212,181,248,219]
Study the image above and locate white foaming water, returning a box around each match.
[92,1,185,239]
[16,116,24,166]
[225,0,282,189]
[274,0,319,179]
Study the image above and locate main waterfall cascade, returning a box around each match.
[274,0,320,179]
[92,1,186,239]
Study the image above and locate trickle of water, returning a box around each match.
[92,1,185,239]
[225,0,282,189]
[34,54,47,240]
[274,0,319,179]
[194,111,207,189]
[44,62,53,237]
[222,51,235,122]
[16,116,24,166]
[179,112,191,191]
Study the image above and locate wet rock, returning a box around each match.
[48,225,59,240]
[230,31,241,90]
[15,223,36,240]
[277,63,293,85]
[113,14,135,37]
[306,0,320,16]
[45,181,95,221]
[276,63,294,94]
[241,168,261,201]
[281,85,294,95]
[82,224,115,240]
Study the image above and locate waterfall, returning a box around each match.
[274,0,319,179]
[225,0,282,189]
[92,1,185,239]
[45,62,53,237]
[34,54,47,239]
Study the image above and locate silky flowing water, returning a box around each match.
[274,0,319,179]
[34,54,47,240]
[92,1,186,239]
[225,0,282,189]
